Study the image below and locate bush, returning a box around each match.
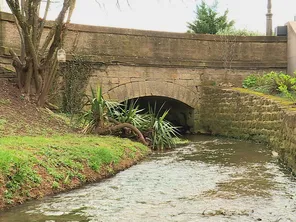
[242,74,258,88]
[82,86,120,133]
[242,71,296,102]
[108,100,149,131]
[82,88,180,150]
[146,103,180,150]
[217,28,262,36]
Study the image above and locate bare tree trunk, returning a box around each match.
[24,61,33,97]
[38,59,58,107]
[6,0,76,107]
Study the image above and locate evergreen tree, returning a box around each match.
[187,1,234,34]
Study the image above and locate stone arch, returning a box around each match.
[103,80,199,108]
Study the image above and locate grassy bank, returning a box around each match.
[0,134,150,210]
[0,80,150,210]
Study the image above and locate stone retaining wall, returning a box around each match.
[200,87,296,173]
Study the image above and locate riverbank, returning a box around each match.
[0,135,150,210]
[0,80,150,210]
[1,136,295,222]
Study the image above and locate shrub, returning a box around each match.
[82,86,120,133]
[108,100,149,131]
[242,71,296,102]
[82,88,180,150]
[217,28,262,36]
[242,74,258,88]
[146,103,180,150]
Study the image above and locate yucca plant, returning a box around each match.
[81,87,148,145]
[147,103,180,150]
[82,86,119,133]
[82,88,179,149]
[108,100,149,131]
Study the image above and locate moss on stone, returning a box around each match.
[200,86,296,174]
[232,87,296,110]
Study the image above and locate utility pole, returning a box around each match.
[266,0,273,36]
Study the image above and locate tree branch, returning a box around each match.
[40,0,74,62]
[9,48,24,88]
[37,0,51,48]
[96,122,148,146]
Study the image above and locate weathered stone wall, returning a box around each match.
[0,47,15,79]
[0,12,287,88]
[88,65,201,108]
[0,12,289,132]
[200,87,296,173]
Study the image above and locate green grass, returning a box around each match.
[0,134,149,205]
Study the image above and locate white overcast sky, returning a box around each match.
[1,0,296,34]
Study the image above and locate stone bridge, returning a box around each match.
[0,12,288,131]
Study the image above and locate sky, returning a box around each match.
[1,0,296,34]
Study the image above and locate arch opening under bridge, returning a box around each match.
[102,81,199,133]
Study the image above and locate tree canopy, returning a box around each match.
[187,0,234,35]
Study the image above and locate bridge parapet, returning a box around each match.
[0,11,287,71]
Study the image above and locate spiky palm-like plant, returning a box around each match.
[82,86,119,133]
[108,100,149,131]
[147,103,180,150]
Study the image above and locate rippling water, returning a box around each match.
[1,135,296,222]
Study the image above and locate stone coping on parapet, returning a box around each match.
[65,55,287,69]
[0,11,287,43]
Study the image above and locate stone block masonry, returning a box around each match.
[0,11,287,86]
[0,12,289,133]
[200,87,296,173]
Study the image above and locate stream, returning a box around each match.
[0,135,296,222]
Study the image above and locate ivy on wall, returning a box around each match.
[55,56,93,114]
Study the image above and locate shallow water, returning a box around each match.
[1,135,296,222]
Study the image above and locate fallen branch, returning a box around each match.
[96,122,148,146]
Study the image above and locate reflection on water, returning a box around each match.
[1,135,296,222]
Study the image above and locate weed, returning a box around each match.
[52,181,60,189]
[0,118,7,131]
[47,167,64,181]
[4,190,13,200]
[0,99,11,105]
[242,74,258,88]
[77,173,86,182]
[64,174,70,185]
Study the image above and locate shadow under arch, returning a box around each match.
[128,96,195,133]
[103,81,199,133]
